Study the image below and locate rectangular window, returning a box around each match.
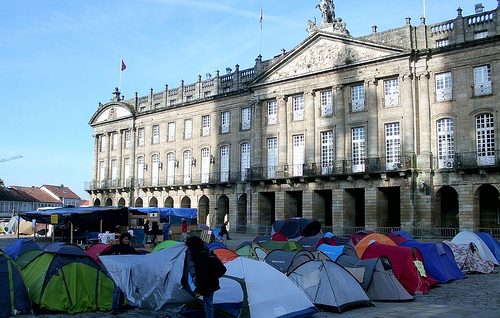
[436,72,453,102]
[138,128,145,146]
[437,118,455,169]
[221,111,230,133]
[169,99,176,106]
[99,160,105,182]
[292,134,305,176]
[476,113,495,165]
[220,145,230,182]
[241,107,251,130]
[351,84,365,112]
[202,115,211,136]
[352,127,366,173]
[184,119,192,139]
[320,90,333,116]
[267,137,278,178]
[124,158,130,184]
[168,122,176,141]
[111,132,118,150]
[267,100,278,125]
[474,30,488,40]
[473,65,492,96]
[320,130,334,174]
[385,122,401,170]
[436,38,449,48]
[292,95,304,121]
[384,78,399,107]
[240,143,250,181]
[152,125,160,144]
[111,159,118,181]
[124,130,131,148]
[201,148,210,183]
[98,135,104,152]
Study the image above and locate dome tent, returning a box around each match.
[273,218,321,239]
[0,249,31,317]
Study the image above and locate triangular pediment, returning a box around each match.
[259,33,403,83]
[90,102,134,125]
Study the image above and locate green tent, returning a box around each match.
[152,239,181,252]
[0,250,31,317]
[235,242,267,261]
[259,240,303,252]
[20,242,114,314]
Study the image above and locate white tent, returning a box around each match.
[288,259,372,312]
[217,257,318,318]
[100,244,194,310]
[451,231,499,265]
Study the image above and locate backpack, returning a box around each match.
[209,252,227,278]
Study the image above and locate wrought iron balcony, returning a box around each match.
[434,151,500,170]
[247,155,413,181]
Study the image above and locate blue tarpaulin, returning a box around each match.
[129,207,197,225]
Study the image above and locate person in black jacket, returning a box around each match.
[102,232,138,315]
[186,236,222,318]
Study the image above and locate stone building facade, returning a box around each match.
[87,3,500,235]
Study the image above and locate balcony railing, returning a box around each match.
[247,155,413,180]
[434,151,500,170]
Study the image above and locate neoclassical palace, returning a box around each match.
[87,3,500,234]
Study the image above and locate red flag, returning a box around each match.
[121,59,126,71]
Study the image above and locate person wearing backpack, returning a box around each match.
[186,236,226,318]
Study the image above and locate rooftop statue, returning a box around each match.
[317,0,335,24]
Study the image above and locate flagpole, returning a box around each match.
[259,8,263,56]
[119,59,123,92]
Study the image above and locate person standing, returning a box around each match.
[151,221,159,246]
[162,217,171,241]
[219,221,231,240]
[185,236,225,318]
[143,219,151,247]
[101,232,138,315]
[181,218,188,241]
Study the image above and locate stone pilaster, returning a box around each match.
[305,90,316,162]
[366,78,378,157]
[277,96,288,163]
[364,187,378,228]
[334,85,346,160]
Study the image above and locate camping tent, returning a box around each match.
[297,235,324,251]
[361,243,434,295]
[336,254,414,302]
[259,240,303,252]
[273,218,321,239]
[213,248,239,264]
[0,250,31,317]
[288,259,372,312]
[4,238,40,260]
[215,257,319,318]
[21,242,115,313]
[400,241,465,283]
[443,240,495,274]
[478,232,500,263]
[350,230,374,245]
[100,243,194,310]
[317,244,357,262]
[264,249,315,275]
[354,233,397,258]
[451,231,499,265]
[85,243,114,264]
[235,242,267,261]
[152,240,182,252]
[208,241,227,251]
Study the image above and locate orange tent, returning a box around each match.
[355,233,397,258]
[213,248,239,264]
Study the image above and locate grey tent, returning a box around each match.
[336,254,413,302]
[264,249,315,275]
[288,259,372,312]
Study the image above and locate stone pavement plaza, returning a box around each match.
[2,235,499,318]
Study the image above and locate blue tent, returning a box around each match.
[317,244,357,262]
[400,241,465,283]
[208,241,226,251]
[478,232,500,263]
[4,238,41,260]
[0,250,31,317]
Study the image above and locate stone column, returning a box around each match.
[331,188,344,233]
[117,130,123,186]
[277,95,288,164]
[252,99,263,168]
[92,135,99,185]
[401,74,415,154]
[105,132,111,182]
[302,190,313,219]
[366,78,378,157]
[334,85,346,160]
[305,90,316,162]
[275,191,285,220]
[364,187,378,228]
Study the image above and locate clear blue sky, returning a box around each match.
[0,0,496,199]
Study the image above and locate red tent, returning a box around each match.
[350,230,374,246]
[361,243,437,295]
[86,243,113,264]
[271,231,288,241]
